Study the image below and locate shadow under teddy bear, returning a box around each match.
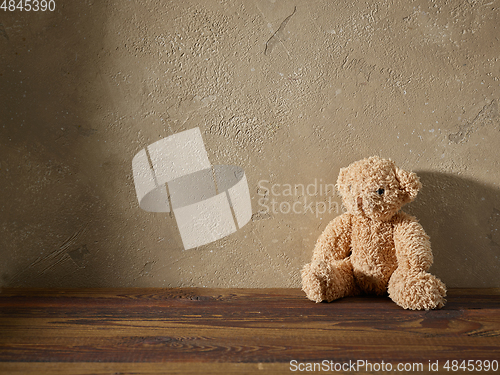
[405,171,500,288]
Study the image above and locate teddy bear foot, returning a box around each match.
[388,270,447,310]
[301,259,356,303]
[301,263,325,303]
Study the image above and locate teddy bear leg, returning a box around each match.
[388,268,447,310]
[301,258,356,303]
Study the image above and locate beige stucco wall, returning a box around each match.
[1,0,499,288]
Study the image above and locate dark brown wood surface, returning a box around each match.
[0,288,499,374]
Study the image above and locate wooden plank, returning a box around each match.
[0,288,498,371]
[1,362,291,375]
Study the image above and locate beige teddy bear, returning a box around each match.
[301,156,446,310]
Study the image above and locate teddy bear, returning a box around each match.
[301,156,446,310]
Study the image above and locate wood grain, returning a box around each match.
[0,288,499,374]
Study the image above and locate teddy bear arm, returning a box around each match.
[393,217,433,272]
[311,214,352,263]
[390,217,447,310]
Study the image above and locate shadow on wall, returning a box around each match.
[406,172,500,288]
[0,3,114,288]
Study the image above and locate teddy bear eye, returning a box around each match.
[377,188,385,195]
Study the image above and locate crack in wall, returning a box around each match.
[264,6,297,56]
[10,224,90,283]
[449,100,499,143]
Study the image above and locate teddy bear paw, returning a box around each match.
[388,270,447,310]
[301,262,326,303]
[301,260,356,303]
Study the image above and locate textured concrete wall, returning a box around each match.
[1,0,499,288]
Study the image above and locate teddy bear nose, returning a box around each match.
[357,196,363,207]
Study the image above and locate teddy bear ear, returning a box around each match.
[395,167,422,202]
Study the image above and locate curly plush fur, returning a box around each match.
[301,156,446,310]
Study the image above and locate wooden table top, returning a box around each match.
[0,288,499,374]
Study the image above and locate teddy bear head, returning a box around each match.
[336,156,421,221]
